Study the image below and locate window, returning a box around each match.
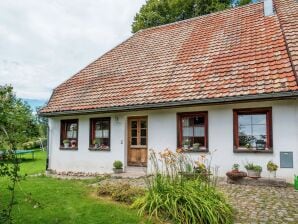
[234,108,272,152]
[177,112,208,152]
[60,119,78,149]
[90,118,111,151]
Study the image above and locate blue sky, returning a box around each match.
[0,0,146,110]
[24,99,46,111]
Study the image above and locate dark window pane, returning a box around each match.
[101,121,109,129]
[252,114,266,125]
[141,129,146,137]
[141,120,147,129]
[131,138,137,145]
[131,121,137,128]
[131,129,137,137]
[194,116,204,125]
[194,137,205,146]
[141,137,146,146]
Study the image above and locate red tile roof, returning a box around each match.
[40,0,298,115]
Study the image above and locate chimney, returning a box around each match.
[264,0,274,16]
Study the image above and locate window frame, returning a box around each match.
[233,108,272,153]
[89,117,111,151]
[60,119,79,150]
[177,111,208,152]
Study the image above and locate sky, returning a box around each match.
[0,0,146,110]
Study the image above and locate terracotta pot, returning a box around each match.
[226,171,247,180]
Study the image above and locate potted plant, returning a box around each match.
[93,139,100,148]
[182,139,190,150]
[193,143,200,150]
[70,139,77,148]
[63,139,70,148]
[245,163,262,178]
[267,161,278,178]
[232,163,240,172]
[226,164,247,180]
[113,160,123,173]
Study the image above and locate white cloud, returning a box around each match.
[0,0,145,100]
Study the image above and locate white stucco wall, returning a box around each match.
[48,99,298,181]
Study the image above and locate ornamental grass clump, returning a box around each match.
[132,149,233,224]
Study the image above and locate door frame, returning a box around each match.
[127,116,148,167]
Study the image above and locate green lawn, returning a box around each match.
[0,151,148,224]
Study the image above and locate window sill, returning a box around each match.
[88,147,110,152]
[234,149,273,154]
[59,147,78,151]
[179,148,208,153]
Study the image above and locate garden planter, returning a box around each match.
[113,168,123,174]
[183,145,189,150]
[226,171,247,181]
[247,170,261,178]
[64,143,69,148]
[193,143,200,150]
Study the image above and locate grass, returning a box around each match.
[0,150,149,224]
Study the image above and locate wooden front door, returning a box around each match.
[127,117,148,167]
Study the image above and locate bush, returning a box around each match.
[132,149,233,224]
[113,160,123,169]
[98,182,145,204]
[245,163,262,172]
[21,138,47,150]
[132,176,233,224]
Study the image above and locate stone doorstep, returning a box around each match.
[227,177,287,187]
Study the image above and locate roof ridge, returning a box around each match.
[137,1,263,34]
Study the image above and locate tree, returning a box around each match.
[0,85,39,149]
[0,85,39,223]
[235,0,253,6]
[132,0,254,33]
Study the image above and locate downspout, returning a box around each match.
[46,125,49,171]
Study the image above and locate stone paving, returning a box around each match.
[97,177,298,223]
[218,182,298,224]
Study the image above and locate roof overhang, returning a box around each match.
[39,91,298,117]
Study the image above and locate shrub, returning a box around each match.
[245,163,262,172]
[132,176,233,223]
[113,160,123,169]
[267,161,278,172]
[132,149,233,224]
[98,182,145,204]
[21,138,47,150]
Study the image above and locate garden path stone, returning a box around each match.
[218,181,298,224]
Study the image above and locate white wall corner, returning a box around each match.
[264,0,274,16]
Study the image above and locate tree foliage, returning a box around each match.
[0,85,39,149]
[132,0,254,33]
[0,85,39,223]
